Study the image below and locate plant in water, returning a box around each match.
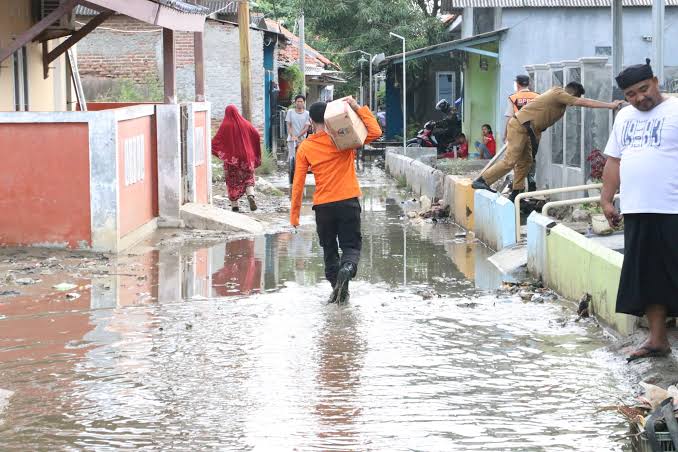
[395,174,408,189]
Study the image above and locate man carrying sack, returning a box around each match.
[473,83,623,201]
[602,59,678,362]
[290,96,382,304]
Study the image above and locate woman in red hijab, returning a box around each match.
[212,105,262,212]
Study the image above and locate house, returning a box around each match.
[263,19,343,105]
[381,0,678,187]
[0,0,213,252]
[74,3,282,148]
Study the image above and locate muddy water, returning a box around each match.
[0,167,629,451]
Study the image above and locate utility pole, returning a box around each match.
[238,0,252,120]
[299,11,306,97]
[652,0,665,87]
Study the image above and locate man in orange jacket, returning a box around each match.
[290,96,382,303]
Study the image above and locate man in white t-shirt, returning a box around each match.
[286,95,311,184]
[602,59,678,362]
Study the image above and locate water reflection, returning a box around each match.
[0,172,629,451]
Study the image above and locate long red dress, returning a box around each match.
[211,105,262,201]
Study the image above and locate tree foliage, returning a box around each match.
[253,0,449,97]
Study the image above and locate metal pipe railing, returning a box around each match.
[542,194,620,218]
[514,183,603,242]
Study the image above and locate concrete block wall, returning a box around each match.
[473,191,516,251]
[385,152,445,201]
[453,179,474,230]
[528,213,635,335]
[385,151,475,230]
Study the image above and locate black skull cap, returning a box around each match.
[615,58,654,90]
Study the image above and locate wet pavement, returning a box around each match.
[0,166,632,450]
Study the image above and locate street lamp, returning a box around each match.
[390,32,406,153]
[357,55,368,105]
[356,50,372,111]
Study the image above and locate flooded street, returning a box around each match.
[0,167,630,451]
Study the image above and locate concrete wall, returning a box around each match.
[473,190,516,250]
[386,151,476,230]
[117,114,158,237]
[385,151,445,201]
[497,7,678,140]
[0,121,91,247]
[0,104,193,252]
[76,17,267,131]
[527,212,636,335]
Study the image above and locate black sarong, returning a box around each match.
[616,213,678,317]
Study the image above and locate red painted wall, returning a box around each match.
[195,111,209,204]
[117,115,158,237]
[0,123,91,247]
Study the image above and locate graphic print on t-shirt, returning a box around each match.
[621,118,665,148]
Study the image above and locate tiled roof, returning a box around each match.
[442,0,678,7]
[264,19,340,70]
[76,0,217,16]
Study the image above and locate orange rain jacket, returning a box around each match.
[290,106,382,226]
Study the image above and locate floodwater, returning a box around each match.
[0,167,630,451]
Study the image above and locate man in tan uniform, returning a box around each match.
[473,82,623,201]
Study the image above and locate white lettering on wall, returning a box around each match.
[124,134,145,186]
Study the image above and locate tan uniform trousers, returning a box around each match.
[483,117,540,191]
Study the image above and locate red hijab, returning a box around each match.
[212,105,261,170]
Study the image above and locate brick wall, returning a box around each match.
[76,16,270,133]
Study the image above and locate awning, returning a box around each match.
[379,28,508,68]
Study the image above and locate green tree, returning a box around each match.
[254,0,448,99]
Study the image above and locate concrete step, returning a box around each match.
[180,203,265,234]
[489,242,528,274]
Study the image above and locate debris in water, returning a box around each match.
[185,323,193,330]
[54,283,78,291]
[458,302,479,309]
[16,278,41,285]
[519,290,534,301]
[455,232,467,238]
[66,293,81,300]
[0,290,20,297]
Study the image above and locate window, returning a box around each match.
[551,70,564,165]
[13,46,29,111]
[565,68,582,168]
[436,72,455,105]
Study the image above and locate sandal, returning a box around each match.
[247,195,257,212]
[626,345,672,363]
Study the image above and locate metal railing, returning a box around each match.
[514,183,603,242]
[542,194,620,218]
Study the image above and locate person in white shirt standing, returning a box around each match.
[286,95,311,184]
[602,59,678,362]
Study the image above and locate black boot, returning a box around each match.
[328,263,355,304]
[527,175,537,192]
[508,189,523,203]
[472,177,496,193]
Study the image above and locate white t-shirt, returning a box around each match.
[604,96,678,214]
[285,109,310,142]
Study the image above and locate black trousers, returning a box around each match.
[314,198,362,287]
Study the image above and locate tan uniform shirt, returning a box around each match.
[515,87,579,133]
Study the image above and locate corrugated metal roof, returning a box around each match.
[76,0,218,16]
[442,0,678,7]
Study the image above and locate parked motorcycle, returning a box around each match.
[407,99,462,154]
